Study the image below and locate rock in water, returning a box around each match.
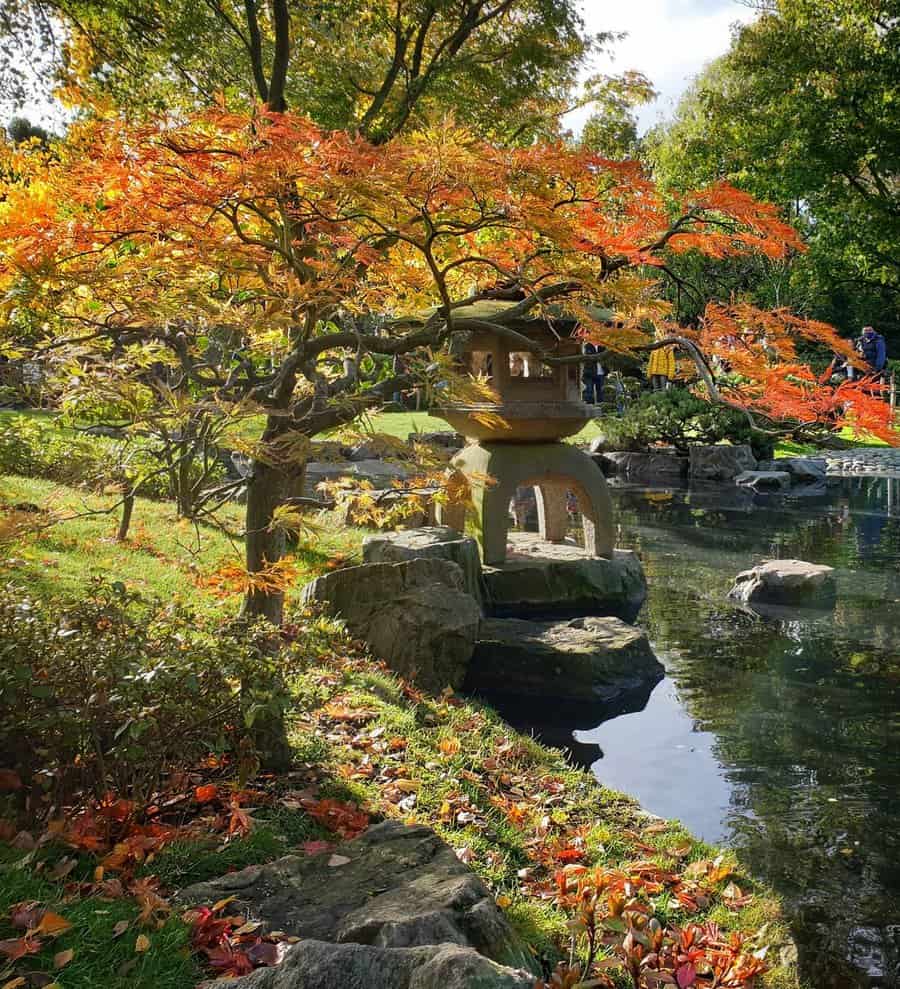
[468,617,663,701]
[363,527,484,605]
[482,534,646,620]
[198,940,535,989]
[728,559,836,608]
[178,820,537,984]
[301,559,480,693]
[734,470,792,491]
[757,457,827,483]
[598,451,688,480]
[689,444,757,481]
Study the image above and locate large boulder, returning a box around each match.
[598,450,688,480]
[728,559,836,608]
[178,821,536,981]
[300,558,480,692]
[198,940,534,989]
[408,430,465,452]
[467,616,663,701]
[689,444,757,481]
[734,470,792,491]
[363,527,483,605]
[482,534,646,621]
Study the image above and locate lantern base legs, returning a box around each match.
[437,442,614,566]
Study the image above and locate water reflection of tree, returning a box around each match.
[611,485,900,983]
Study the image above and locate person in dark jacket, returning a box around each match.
[581,342,605,405]
[857,326,887,380]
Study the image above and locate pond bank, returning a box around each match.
[483,476,900,987]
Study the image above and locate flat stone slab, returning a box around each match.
[178,821,536,979]
[735,470,792,491]
[467,616,663,701]
[198,940,535,989]
[482,533,646,620]
[363,527,483,605]
[729,558,836,608]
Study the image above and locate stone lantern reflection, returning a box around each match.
[435,300,615,565]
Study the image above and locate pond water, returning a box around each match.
[483,476,900,987]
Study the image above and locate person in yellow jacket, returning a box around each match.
[648,342,676,391]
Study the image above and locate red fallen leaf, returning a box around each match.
[245,940,279,966]
[0,769,22,792]
[301,799,369,839]
[195,784,218,804]
[300,840,334,856]
[554,848,584,863]
[96,797,134,823]
[205,943,254,975]
[0,936,42,961]
[0,818,16,842]
[10,901,44,931]
[676,962,697,988]
[187,907,233,950]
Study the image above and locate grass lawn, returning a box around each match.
[0,474,364,614]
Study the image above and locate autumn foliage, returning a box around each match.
[0,106,896,622]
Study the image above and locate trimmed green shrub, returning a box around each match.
[598,389,775,459]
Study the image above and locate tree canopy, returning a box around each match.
[650,0,900,343]
[0,0,605,143]
[3,107,895,620]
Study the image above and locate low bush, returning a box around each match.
[598,389,775,459]
[0,581,304,822]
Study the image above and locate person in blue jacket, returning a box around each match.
[857,326,887,380]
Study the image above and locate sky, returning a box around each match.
[568,0,757,135]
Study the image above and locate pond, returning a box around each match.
[483,476,900,988]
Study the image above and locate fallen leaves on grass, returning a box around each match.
[186,899,292,980]
[299,798,369,839]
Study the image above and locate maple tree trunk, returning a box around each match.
[116,492,134,542]
[241,459,293,771]
[242,459,287,624]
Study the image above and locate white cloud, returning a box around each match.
[568,0,757,135]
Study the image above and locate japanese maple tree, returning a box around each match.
[0,108,895,626]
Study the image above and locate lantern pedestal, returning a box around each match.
[437,441,614,566]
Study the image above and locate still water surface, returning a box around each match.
[490,477,900,986]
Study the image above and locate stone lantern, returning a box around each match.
[435,300,615,566]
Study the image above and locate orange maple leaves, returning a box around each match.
[1,107,892,446]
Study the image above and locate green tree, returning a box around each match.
[0,0,603,143]
[579,70,655,159]
[6,115,50,146]
[650,0,900,344]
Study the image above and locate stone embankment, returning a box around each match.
[818,447,900,475]
[302,526,654,701]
